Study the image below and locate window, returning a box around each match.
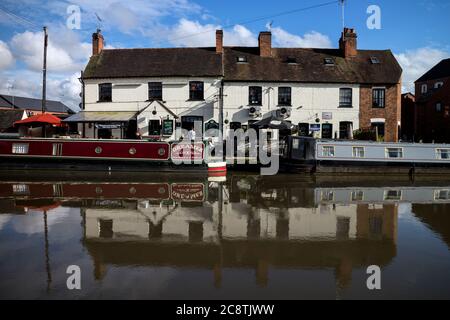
[278,87,292,106]
[285,57,297,64]
[384,190,402,200]
[148,120,161,136]
[322,123,333,139]
[435,82,444,89]
[372,88,385,108]
[352,147,365,158]
[13,184,29,195]
[434,189,450,200]
[436,149,450,160]
[161,119,174,136]
[249,86,262,106]
[339,121,353,139]
[351,190,364,201]
[98,83,112,102]
[339,88,352,107]
[322,146,335,157]
[52,143,63,156]
[370,56,380,64]
[99,219,113,238]
[324,57,335,66]
[436,102,442,112]
[236,56,248,63]
[321,191,334,201]
[12,143,29,154]
[189,81,204,100]
[372,122,385,138]
[385,148,403,158]
[421,84,428,94]
[148,82,162,101]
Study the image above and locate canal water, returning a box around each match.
[0,172,450,300]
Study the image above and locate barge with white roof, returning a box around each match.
[283,137,450,174]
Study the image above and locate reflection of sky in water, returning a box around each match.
[0,178,450,299]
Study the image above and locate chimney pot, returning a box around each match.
[216,30,223,54]
[258,31,272,57]
[92,29,104,56]
[339,27,357,59]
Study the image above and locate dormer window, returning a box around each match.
[324,58,334,66]
[435,82,444,89]
[370,56,380,64]
[285,57,297,64]
[236,56,248,63]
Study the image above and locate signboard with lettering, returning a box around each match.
[171,183,205,202]
[162,120,174,136]
[310,124,321,132]
[171,143,204,162]
[322,112,332,120]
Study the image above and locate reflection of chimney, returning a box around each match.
[339,27,357,58]
[258,31,272,57]
[92,29,104,56]
[216,30,223,54]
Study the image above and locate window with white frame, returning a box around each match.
[384,190,402,200]
[351,190,364,201]
[385,148,403,158]
[434,189,450,200]
[436,148,450,160]
[321,190,334,201]
[436,102,442,112]
[352,147,365,158]
[12,143,29,154]
[421,84,428,94]
[322,146,335,157]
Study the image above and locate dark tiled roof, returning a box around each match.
[416,58,450,82]
[0,110,25,130]
[83,46,402,85]
[224,47,402,84]
[0,94,73,114]
[83,48,223,79]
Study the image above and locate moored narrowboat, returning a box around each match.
[284,137,450,174]
[0,136,226,175]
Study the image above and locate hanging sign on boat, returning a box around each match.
[171,143,204,162]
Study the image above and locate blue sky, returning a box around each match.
[0,0,449,110]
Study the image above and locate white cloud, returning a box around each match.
[395,47,449,93]
[270,26,332,48]
[0,40,14,70]
[167,19,257,47]
[10,28,90,73]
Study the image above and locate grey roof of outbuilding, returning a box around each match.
[416,58,450,82]
[83,46,402,85]
[0,94,74,114]
[0,110,25,130]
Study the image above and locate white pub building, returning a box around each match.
[66,28,402,142]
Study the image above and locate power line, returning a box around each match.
[168,0,340,42]
[0,6,40,31]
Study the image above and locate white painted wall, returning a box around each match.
[84,78,360,139]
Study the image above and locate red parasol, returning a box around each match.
[14,113,62,126]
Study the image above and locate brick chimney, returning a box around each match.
[216,30,223,54]
[92,29,104,56]
[258,31,272,57]
[339,28,357,58]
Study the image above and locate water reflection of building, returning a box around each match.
[4,176,450,289]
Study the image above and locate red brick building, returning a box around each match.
[414,58,450,142]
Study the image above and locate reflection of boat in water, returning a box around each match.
[3,175,450,288]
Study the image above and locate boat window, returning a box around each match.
[12,184,29,195]
[352,146,365,158]
[322,146,335,157]
[12,143,29,154]
[385,148,403,158]
[321,190,334,201]
[351,190,364,201]
[434,190,450,200]
[436,148,450,160]
[384,190,402,200]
